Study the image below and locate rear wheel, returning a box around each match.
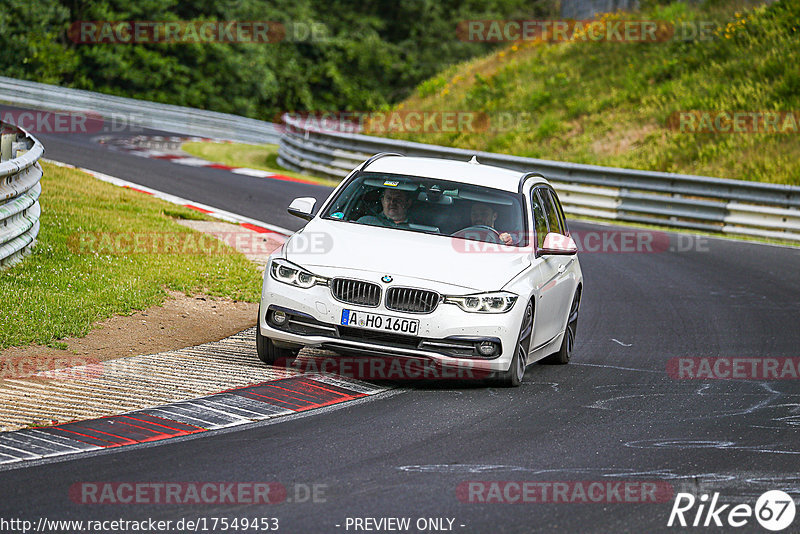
[542,289,580,365]
[492,301,533,387]
[256,306,299,365]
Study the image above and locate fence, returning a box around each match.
[0,123,43,268]
[277,114,800,242]
[0,76,281,145]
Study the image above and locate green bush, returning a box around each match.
[0,0,558,118]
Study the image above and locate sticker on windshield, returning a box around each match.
[331,211,345,219]
[383,180,399,187]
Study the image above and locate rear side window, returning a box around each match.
[549,189,569,235]
[541,188,566,236]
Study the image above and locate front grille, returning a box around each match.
[330,278,381,307]
[338,325,420,348]
[385,287,440,314]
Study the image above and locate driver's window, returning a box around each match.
[531,189,548,249]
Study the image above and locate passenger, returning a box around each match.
[357,188,414,228]
[470,203,514,245]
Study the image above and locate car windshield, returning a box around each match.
[321,172,527,246]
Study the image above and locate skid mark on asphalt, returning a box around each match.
[398,465,532,474]
[625,438,800,455]
[571,374,800,460]
[524,381,560,392]
[696,383,711,395]
[571,362,661,374]
[586,381,799,425]
[580,381,800,456]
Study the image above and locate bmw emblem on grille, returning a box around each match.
[381,275,393,283]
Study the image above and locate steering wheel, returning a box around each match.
[451,225,503,244]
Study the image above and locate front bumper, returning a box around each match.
[259,277,523,373]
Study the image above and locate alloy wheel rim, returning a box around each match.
[566,323,575,356]
[565,292,580,359]
[516,304,533,380]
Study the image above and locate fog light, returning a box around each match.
[271,310,287,325]
[477,341,497,356]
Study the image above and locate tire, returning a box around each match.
[492,301,533,387]
[542,289,580,365]
[256,307,299,366]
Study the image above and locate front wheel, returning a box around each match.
[492,301,533,387]
[256,307,299,365]
[542,289,580,365]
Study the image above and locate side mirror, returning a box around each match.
[287,197,317,221]
[537,232,578,257]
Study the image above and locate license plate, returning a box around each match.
[340,309,419,335]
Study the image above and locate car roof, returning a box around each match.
[364,155,549,193]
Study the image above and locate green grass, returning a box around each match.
[181,141,341,187]
[386,0,800,185]
[0,162,262,349]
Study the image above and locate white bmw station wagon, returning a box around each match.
[257,154,582,386]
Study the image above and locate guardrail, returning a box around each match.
[278,114,800,242]
[0,123,43,268]
[0,76,281,145]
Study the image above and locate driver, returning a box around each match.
[470,204,514,245]
[357,188,414,228]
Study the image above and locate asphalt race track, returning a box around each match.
[0,105,330,232]
[1,117,799,533]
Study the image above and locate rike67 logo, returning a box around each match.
[668,491,796,531]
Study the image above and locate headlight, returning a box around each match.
[443,291,518,313]
[270,258,328,288]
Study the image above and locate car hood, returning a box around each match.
[283,218,531,292]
